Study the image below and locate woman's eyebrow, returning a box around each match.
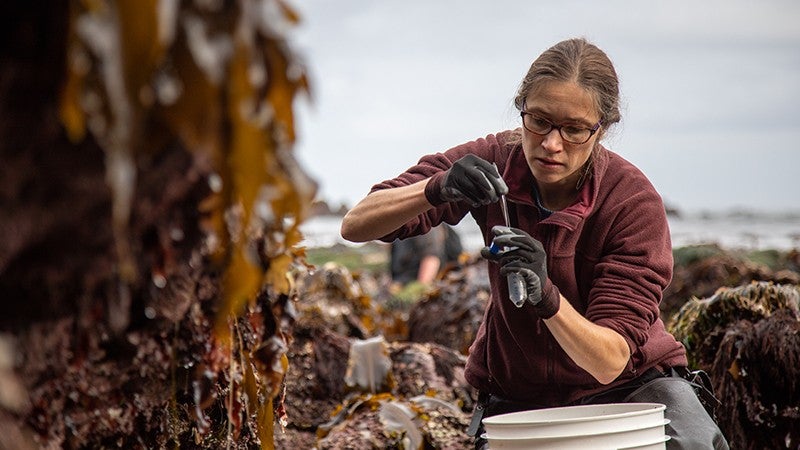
[525,107,595,127]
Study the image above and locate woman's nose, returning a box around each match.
[541,128,563,152]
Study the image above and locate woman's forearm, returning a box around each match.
[340,179,433,242]
[544,298,631,385]
[416,255,442,283]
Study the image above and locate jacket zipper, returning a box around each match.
[484,304,494,387]
[541,226,556,390]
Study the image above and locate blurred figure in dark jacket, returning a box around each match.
[390,224,462,285]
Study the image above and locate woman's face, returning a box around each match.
[521,80,602,191]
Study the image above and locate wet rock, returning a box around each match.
[281,264,479,447]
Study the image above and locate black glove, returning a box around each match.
[434,154,508,207]
[480,225,561,318]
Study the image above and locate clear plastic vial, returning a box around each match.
[507,272,527,307]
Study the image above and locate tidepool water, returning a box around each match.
[300,211,800,253]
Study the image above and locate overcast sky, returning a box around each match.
[290,0,800,214]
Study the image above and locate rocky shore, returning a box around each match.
[270,243,800,449]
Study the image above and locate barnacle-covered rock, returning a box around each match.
[317,394,471,450]
[280,324,350,429]
[390,342,475,411]
[418,401,473,450]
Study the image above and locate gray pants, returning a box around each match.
[623,375,729,449]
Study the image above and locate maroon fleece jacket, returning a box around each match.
[370,130,687,405]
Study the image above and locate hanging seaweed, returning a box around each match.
[2,0,313,447]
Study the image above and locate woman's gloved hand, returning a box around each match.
[481,225,561,318]
[427,154,508,207]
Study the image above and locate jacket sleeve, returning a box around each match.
[369,133,510,242]
[584,176,673,356]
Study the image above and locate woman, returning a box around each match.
[340,38,728,449]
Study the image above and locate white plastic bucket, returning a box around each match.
[618,436,671,449]
[483,403,668,450]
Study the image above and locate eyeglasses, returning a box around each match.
[520,108,602,145]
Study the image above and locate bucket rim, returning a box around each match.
[482,402,666,427]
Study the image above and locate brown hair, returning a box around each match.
[514,37,621,129]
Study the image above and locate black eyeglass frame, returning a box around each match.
[519,104,602,145]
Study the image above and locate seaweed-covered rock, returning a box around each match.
[667,282,800,449]
[663,245,800,318]
[294,262,383,339]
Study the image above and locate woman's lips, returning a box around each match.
[535,157,562,169]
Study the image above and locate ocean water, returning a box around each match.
[299,213,800,253]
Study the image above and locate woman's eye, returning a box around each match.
[532,117,550,127]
